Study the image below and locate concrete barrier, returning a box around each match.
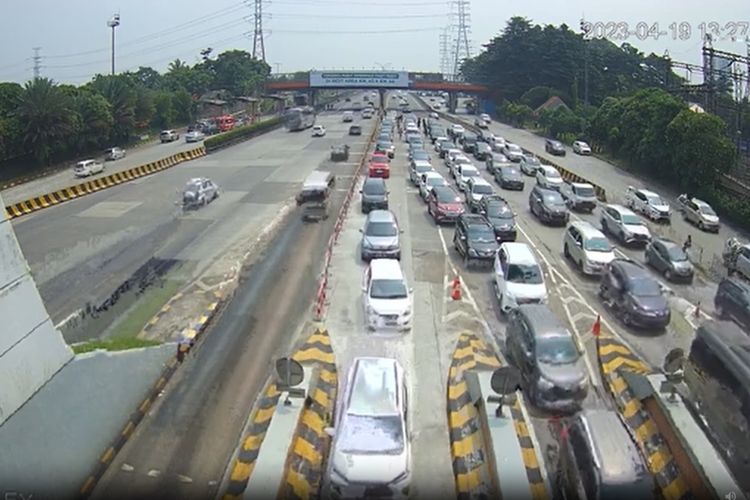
[4,146,207,220]
[413,96,608,202]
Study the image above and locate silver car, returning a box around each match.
[519,154,541,175]
[600,204,651,245]
[185,130,206,143]
[503,143,524,162]
[360,210,402,261]
[679,195,720,232]
[182,177,219,209]
[325,357,411,499]
[104,147,126,161]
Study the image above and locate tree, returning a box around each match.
[73,91,114,150]
[134,88,155,129]
[151,91,175,129]
[665,109,736,191]
[14,78,76,164]
[171,89,193,124]
[206,50,270,96]
[520,86,554,109]
[0,82,23,116]
[89,74,136,141]
[131,66,163,89]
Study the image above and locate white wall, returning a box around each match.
[0,199,73,425]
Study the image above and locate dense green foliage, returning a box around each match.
[204,117,282,152]
[1,50,270,167]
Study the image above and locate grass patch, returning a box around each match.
[72,337,162,355]
[106,277,184,341]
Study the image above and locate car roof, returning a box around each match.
[347,357,401,416]
[632,186,660,198]
[570,221,606,239]
[606,204,636,216]
[540,165,558,174]
[461,213,491,226]
[612,258,650,279]
[576,409,648,483]
[470,177,491,186]
[367,210,396,223]
[363,176,385,186]
[516,304,566,337]
[501,242,538,265]
[424,171,443,179]
[654,238,679,249]
[370,258,405,280]
[570,182,593,188]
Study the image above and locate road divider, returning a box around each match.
[413,96,607,202]
[5,146,207,220]
[78,288,223,498]
[204,117,283,153]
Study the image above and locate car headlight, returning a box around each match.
[468,248,478,257]
[366,305,375,316]
[403,307,412,316]
[537,376,555,390]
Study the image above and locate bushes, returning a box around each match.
[204,116,282,152]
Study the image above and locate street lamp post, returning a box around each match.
[107,13,120,76]
[580,18,590,107]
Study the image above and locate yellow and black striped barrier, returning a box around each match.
[280,327,337,499]
[596,332,691,500]
[5,146,207,220]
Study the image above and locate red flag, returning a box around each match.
[592,315,601,337]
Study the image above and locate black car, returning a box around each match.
[599,259,670,330]
[545,138,566,156]
[462,133,479,154]
[529,185,569,226]
[478,196,517,242]
[714,277,750,330]
[644,238,694,283]
[495,165,524,191]
[349,125,362,136]
[453,213,500,267]
[360,177,389,213]
[474,142,492,161]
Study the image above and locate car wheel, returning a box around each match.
[715,303,725,318]
[698,220,705,230]
[664,269,673,281]
[622,312,633,326]
[464,253,469,267]
[563,244,570,259]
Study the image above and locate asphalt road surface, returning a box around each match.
[11,106,365,336]
[90,93,377,499]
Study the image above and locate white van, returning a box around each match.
[362,259,412,331]
[73,159,104,178]
[494,242,548,313]
[343,111,354,122]
[563,221,615,275]
[325,357,411,498]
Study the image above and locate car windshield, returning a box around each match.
[584,237,611,252]
[370,279,408,299]
[646,193,664,206]
[699,204,716,216]
[377,142,393,148]
[502,167,520,176]
[436,189,461,203]
[506,263,543,284]
[508,145,522,152]
[473,184,493,195]
[427,177,445,187]
[441,141,456,149]
[338,415,404,454]
[366,222,398,237]
[463,169,479,178]
[545,169,561,178]
[630,277,662,296]
[415,164,432,172]
[363,182,385,195]
[468,225,496,242]
[486,203,513,218]
[622,213,644,225]
[525,157,540,165]
[536,335,579,365]
[413,151,429,161]
[543,193,565,205]
[574,186,595,197]
[666,245,688,262]
[185,185,199,195]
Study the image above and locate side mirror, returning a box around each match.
[400,229,405,234]
[359,190,363,194]
[324,427,335,437]
[387,191,391,195]
[359,228,363,233]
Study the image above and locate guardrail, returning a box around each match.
[413,95,608,202]
[312,113,381,321]
[4,146,207,220]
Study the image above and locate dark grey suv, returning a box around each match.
[453,213,499,267]
[714,277,750,331]
[360,177,388,213]
[506,304,589,412]
[599,259,670,330]
[529,185,569,226]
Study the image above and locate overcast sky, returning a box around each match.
[0,0,747,85]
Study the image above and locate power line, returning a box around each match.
[270,27,441,34]
[270,12,444,19]
[272,0,445,5]
[251,0,267,62]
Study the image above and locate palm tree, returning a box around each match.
[89,75,135,141]
[14,77,75,165]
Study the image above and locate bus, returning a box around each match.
[283,106,316,132]
[216,115,236,132]
[684,320,750,487]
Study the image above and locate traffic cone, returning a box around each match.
[592,315,601,338]
[451,276,462,301]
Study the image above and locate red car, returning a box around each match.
[427,185,465,224]
[368,161,390,178]
[370,151,391,163]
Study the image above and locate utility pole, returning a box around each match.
[580,18,590,106]
[252,0,266,62]
[107,13,120,76]
[439,28,451,79]
[663,49,671,89]
[32,47,42,79]
[449,0,471,81]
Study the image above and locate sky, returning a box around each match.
[0,0,747,85]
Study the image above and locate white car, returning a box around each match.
[519,154,541,175]
[450,124,465,137]
[343,111,354,122]
[560,182,598,212]
[563,221,615,275]
[465,177,494,212]
[409,160,434,185]
[430,112,439,119]
[494,242,548,313]
[474,116,489,129]
[419,172,448,200]
[185,130,206,143]
[406,124,420,135]
[444,149,464,168]
[536,165,564,191]
[450,155,473,178]
[457,164,480,191]
[325,357,411,499]
[362,259,412,331]
[625,186,671,223]
[600,204,652,245]
[312,125,326,137]
[73,159,104,177]
[104,147,126,161]
[572,140,592,155]
[503,143,524,162]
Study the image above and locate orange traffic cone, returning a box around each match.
[451,276,462,301]
[592,315,601,338]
